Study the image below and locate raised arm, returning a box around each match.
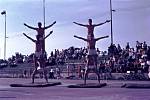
[44,21,56,29]
[95,35,109,41]
[23,33,36,42]
[94,20,111,27]
[24,23,37,30]
[44,31,53,40]
[73,22,87,27]
[74,35,87,41]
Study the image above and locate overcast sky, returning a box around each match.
[0,0,150,59]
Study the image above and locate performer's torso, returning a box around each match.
[36,28,45,51]
[36,28,44,36]
[87,25,94,35]
[87,39,96,49]
[35,41,41,52]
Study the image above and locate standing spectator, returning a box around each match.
[55,67,61,79]
[23,70,27,78]
[143,41,147,52]
[136,41,141,52]
[126,42,130,50]
[148,66,150,79]
[49,69,55,79]
[117,44,122,54]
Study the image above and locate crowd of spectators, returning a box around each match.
[0,52,24,68]
[47,46,87,66]
[46,40,150,74]
[106,41,150,73]
[1,41,150,75]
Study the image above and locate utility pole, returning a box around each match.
[109,0,113,44]
[1,10,7,60]
[43,0,45,28]
[43,0,46,52]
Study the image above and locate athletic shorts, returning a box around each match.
[35,51,42,58]
[88,49,97,55]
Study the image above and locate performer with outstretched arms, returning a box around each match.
[24,21,56,51]
[23,31,53,83]
[74,34,109,84]
[24,21,56,36]
[73,19,110,37]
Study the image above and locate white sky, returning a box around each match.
[0,0,150,59]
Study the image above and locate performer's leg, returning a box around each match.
[93,55,98,68]
[31,69,38,83]
[43,68,48,83]
[94,68,100,84]
[84,68,90,85]
[84,55,91,85]
[93,55,100,83]
[32,56,38,83]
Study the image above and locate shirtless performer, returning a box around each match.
[73,19,110,37]
[74,34,109,84]
[24,21,56,51]
[23,31,53,83]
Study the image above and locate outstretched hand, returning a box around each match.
[105,35,109,38]
[74,35,77,38]
[24,23,27,26]
[50,30,53,34]
[23,33,27,36]
[53,21,56,24]
[73,22,76,24]
[106,20,111,23]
